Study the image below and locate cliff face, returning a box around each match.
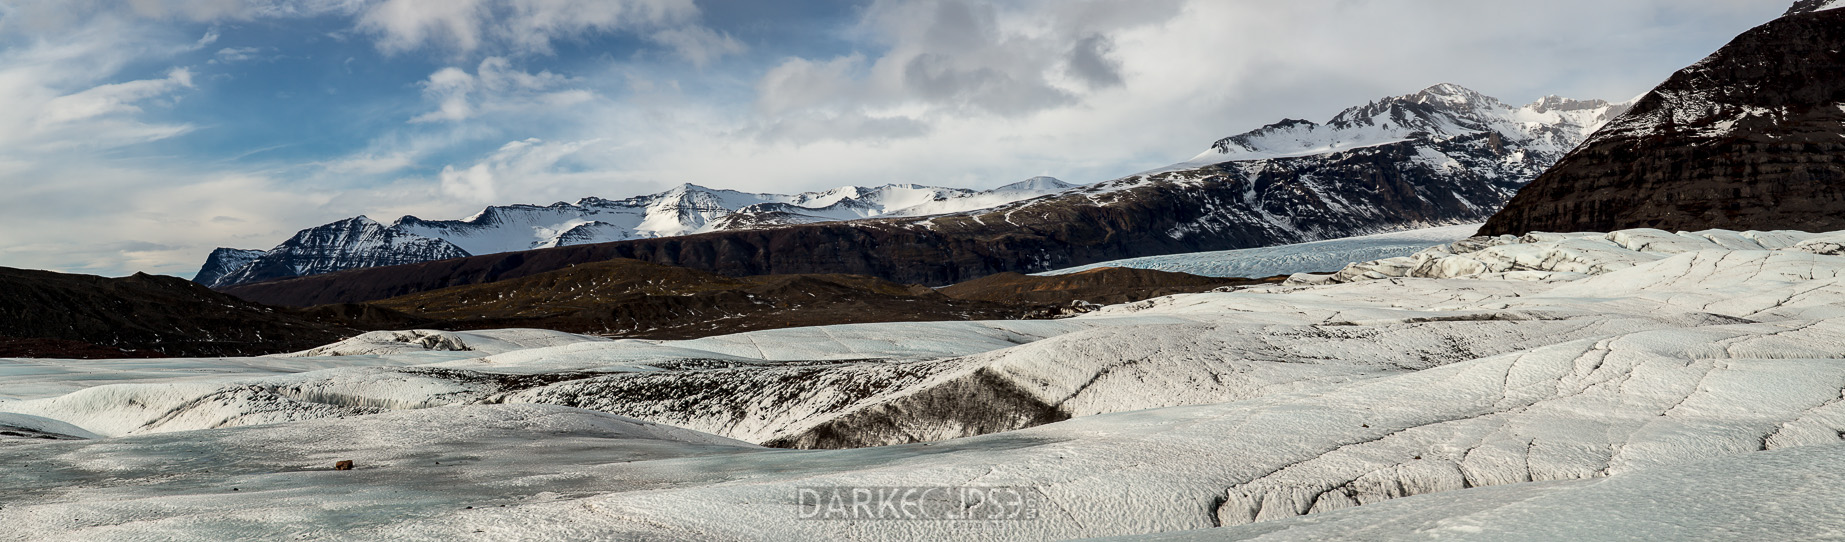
[1480,8,1845,236]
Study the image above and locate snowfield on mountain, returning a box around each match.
[8,227,1845,540]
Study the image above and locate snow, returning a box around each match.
[1040,223,1481,278]
[14,226,1845,539]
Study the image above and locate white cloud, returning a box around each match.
[648,25,746,67]
[356,0,701,55]
[212,46,263,62]
[437,137,599,203]
[410,56,592,123]
[36,67,193,126]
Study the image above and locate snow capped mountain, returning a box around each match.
[209,217,472,289]
[1180,83,1628,168]
[198,179,1078,288]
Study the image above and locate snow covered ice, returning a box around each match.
[9,227,1845,540]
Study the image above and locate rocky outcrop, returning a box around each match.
[1480,8,1845,236]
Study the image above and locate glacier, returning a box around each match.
[11,227,1845,540]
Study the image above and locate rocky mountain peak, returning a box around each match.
[1405,83,1498,109]
[1788,0,1845,16]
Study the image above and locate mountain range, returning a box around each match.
[214,83,1625,306]
[196,177,1078,288]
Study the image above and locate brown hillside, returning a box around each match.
[367,258,1031,339]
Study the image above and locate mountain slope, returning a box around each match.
[1480,7,1845,236]
[0,267,366,357]
[199,180,1076,289]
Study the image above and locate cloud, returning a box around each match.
[437,137,598,203]
[36,67,193,126]
[648,25,746,67]
[1065,34,1122,89]
[211,46,263,62]
[750,0,1184,144]
[410,56,593,122]
[356,0,701,55]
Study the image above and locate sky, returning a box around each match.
[0,0,1791,278]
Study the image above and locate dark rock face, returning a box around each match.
[1480,9,1845,236]
[223,140,1518,306]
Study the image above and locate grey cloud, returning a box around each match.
[1067,34,1122,88]
[901,53,1076,115]
[751,0,1183,144]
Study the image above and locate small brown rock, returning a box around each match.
[334,460,355,471]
